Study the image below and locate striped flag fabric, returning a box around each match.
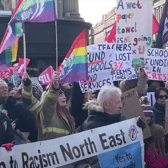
[0,40,18,65]
[58,30,88,85]
[0,0,56,54]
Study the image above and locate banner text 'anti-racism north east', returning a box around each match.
[0,118,144,168]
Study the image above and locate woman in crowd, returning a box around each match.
[145,124,168,167]
[153,87,168,126]
[22,72,75,141]
[152,87,168,155]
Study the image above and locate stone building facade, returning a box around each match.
[89,7,116,45]
[153,0,165,43]
[89,1,167,45]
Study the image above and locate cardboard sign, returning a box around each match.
[80,43,137,93]
[145,48,168,81]
[165,100,168,135]
[116,0,152,59]
[0,118,144,168]
[147,92,156,106]
[38,66,54,86]
[121,88,151,139]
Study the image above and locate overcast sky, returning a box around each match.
[79,0,116,26]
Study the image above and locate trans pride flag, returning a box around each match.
[0,0,56,54]
[58,30,88,85]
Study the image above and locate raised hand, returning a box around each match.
[52,71,60,85]
[22,72,29,81]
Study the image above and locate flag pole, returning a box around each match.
[23,32,26,72]
[55,0,58,70]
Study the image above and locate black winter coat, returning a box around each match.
[0,111,14,146]
[153,102,165,127]
[83,110,121,131]
[152,102,168,154]
[4,97,37,142]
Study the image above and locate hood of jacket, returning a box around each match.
[83,99,104,113]
[83,99,121,130]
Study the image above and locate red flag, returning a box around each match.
[105,22,116,43]
[105,14,159,42]
[10,58,30,76]
[152,14,159,35]
[38,66,54,86]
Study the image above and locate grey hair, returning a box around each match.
[97,85,122,107]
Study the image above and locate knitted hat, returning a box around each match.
[143,105,153,117]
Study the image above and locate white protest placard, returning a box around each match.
[112,43,137,81]
[80,43,137,93]
[144,48,168,81]
[147,92,156,106]
[116,0,152,59]
[0,118,144,168]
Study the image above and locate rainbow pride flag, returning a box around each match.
[0,0,56,54]
[0,40,18,65]
[58,30,88,85]
[10,0,56,24]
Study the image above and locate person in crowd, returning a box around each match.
[153,87,168,126]
[119,63,148,98]
[145,124,168,168]
[153,87,168,154]
[71,83,95,128]
[0,109,15,150]
[147,85,157,93]
[140,96,154,126]
[0,78,37,144]
[148,80,165,89]
[22,71,75,141]
[82,86,122,130]
[165,81,168,89]
[74,85,145,168]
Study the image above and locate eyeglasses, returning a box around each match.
[158,94,168,99]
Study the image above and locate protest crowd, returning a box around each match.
[0,64,168,167]
[1,0,168,167]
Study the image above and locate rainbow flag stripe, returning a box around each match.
[0,40,18,65]
[11,0,56,23]
[58,30,88,85]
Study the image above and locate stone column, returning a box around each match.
[63,0,84,21]
[57,0,63,19]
